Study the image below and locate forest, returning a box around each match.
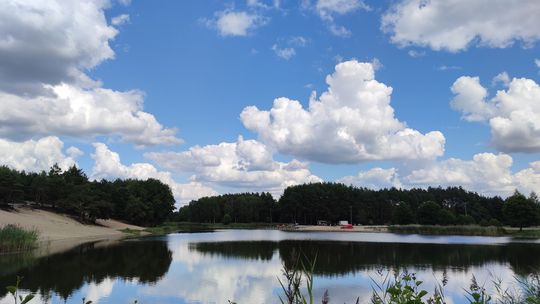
[174,182,540,229]
[0,165,175,226]
[2,164,539,229]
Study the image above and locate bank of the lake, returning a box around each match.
[156,222,540,238]
[0,207,146,255]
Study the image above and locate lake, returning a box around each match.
[1,229,539,304]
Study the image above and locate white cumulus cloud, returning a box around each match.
[0,0,181,148]
[0,136,79,172]
[382,0,540,52]
[338,167,402,189]
[145,137,321,196]
[0,83,181,147]
[340,153,540,197]
[451,75,540,152]
[0,0,118,95]
[240,60,445,163]
[91,143,217,205]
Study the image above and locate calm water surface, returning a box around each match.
[1,230,539,304]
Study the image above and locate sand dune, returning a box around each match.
[0,207,143,242]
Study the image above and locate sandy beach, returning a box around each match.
[0,206,145,255]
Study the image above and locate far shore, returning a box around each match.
[280,224,389,233]
[0,206,146,255]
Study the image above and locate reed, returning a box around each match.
[0,225,38,253]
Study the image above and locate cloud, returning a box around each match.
[491,72,510,87]
[289,36,309,47]
[316,0,369,21]
[0,83,181,147]
[0,0,180,148]
[536,59,540,70]
[145,137,321,196]
[339,153,540,197]
[272,44,296,60]
[111,14,130,26]
[329,24,352,38]
[204,10,268,37]
[0,0,118,95]
[338,167,402,189]
[304,0,368,37]
[382,0,540,52]
[84,278,115,304]
[91,143,217,205]
[247,0,282,10]
[0,136,79,172]
[407,50,425,58]
[240,60,445,163]
[437,65,461,71]
[451,75,540,152]
[271,36,309,60]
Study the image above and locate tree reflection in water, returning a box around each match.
[0,239,172,300]
[191,240,540,277]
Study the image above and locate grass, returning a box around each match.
[388,224,531,237]
[144,222,278,235]
[0,225,39,253]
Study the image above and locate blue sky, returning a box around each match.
[1,0,540,205]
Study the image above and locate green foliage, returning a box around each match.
[417,201,441,225]
[173,182,540,229]
[6,276,35,304]
[465,276,491,304]
[222,213,232,225]
[371,271,445,304]
[456,215,476,225]
[277,255,317,304]
[0,164,175,226]
[437,209,456,225]
[0,225,38,253]
[388,225,506,236]
[488,218,502,227]
[392,203,415,225]
[503,191,540,230]
[176,192,277,224]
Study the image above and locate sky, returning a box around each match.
[1,0,540,206]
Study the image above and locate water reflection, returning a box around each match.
[0,239,172,301]
[0,230,538,304]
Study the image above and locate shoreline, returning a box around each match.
[278,224,540,238]
[0,207,145,255]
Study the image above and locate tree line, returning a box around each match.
[175,182,540,229]
[0,165,175,226]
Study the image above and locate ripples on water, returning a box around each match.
[0,230,539,304]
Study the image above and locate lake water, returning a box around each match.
[1,229,539,304]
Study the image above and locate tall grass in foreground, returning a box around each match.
[0,225,38,253]
[272,259,540,304]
